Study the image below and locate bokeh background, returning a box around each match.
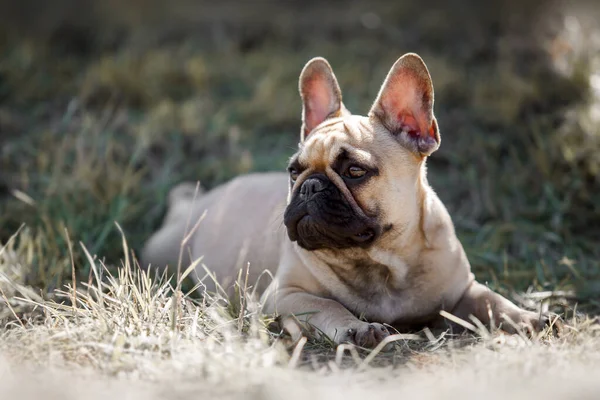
[0,0,598,313]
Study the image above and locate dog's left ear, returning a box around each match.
[369,53,440,156]
[299,57,344,141]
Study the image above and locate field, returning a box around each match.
[1,0,600,398]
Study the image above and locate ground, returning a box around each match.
[0,0,599,398]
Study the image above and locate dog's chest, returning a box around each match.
[326,257,439,324]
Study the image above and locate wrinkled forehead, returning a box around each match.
[298,115,375,167]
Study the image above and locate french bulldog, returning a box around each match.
[142,54,556,348]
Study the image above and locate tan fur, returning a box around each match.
[141,173,288,296]
[142,54,552,347]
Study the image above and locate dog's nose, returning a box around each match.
[300,176,327,198]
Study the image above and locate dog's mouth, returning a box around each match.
[354,229,375,242]
[288,213,378,250]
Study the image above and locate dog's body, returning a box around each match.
[142,54,552,347]
[142,172,289,296]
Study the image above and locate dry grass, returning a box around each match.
[1,228,599,400]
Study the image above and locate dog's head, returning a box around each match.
[283,54,441,251]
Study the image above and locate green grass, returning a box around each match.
[0,0,599,314]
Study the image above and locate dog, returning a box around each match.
[142,53,556,348]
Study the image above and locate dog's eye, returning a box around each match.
[344,166,366,179]
[289,168,299,182]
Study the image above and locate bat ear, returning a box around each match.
[369,53,440,156]
[299,57,343,141]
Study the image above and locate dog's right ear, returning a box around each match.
[299,57,343,141]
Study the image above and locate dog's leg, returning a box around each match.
[446,281,550,334]
[269,289,390,348]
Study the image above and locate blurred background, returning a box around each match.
[0,0,598,313]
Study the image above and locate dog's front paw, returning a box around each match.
[503,311,563,336]
[532,312,564,337]
[337,322,390,349]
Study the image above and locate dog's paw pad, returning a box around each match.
[340,322,390,349]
